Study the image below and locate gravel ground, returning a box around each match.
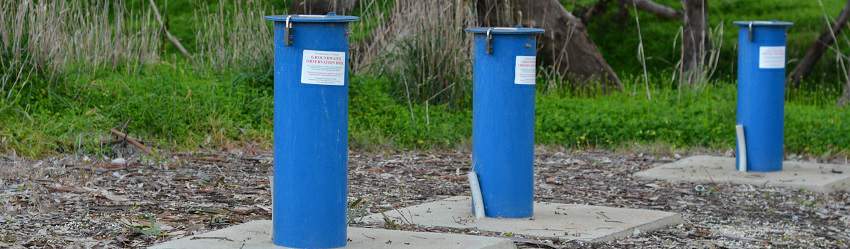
[1,147,848,248]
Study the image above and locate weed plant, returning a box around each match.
[360,0,475,106]
[193,0,272,74]
[0,0,160,103]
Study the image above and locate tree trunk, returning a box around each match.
[788,0,850,87]
[624,0,681,19]
[477,0,623,91]
[290,0,358,15]
[680,0,709,85]
[680,0,711,85]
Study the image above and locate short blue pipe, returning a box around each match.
[467,27,543,218]
[734,21,792,172]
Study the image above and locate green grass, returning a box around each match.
[0,64,850,157]
[0,65,273,157]
[352,76,850,156]
[350,76,472,149]
[538,84,850,156]
[3,0,850,158]
[5,65,847,157]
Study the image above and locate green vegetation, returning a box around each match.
[3,70,848,157]
[2,0,849,158]
[352,77,850,155]
[578,0,850,86]
[0,65,273,156]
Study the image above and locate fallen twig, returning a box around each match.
[110,128,153,155]
[190,236,234,242]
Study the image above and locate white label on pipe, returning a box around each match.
[515,56,537,85]
[759,46,785,69]
[301,50,346,86]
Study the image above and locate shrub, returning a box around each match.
[0,0,160,102]
[358,0,475,106]
[193,0,272,74]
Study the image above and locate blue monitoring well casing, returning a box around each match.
[266,14,358,248]
[734,21,793,172]
[467,27,544,218]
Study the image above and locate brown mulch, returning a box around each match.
[1,148,848,248]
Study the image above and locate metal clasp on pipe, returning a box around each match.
[486,28,493,55]
[284,15,294,46]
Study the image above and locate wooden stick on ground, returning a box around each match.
[110,128,153,155]
[148,0,192,59]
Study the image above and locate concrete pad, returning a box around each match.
[149,220,516,249]
[634,156,850,193]
[360,196,682,242]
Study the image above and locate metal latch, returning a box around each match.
[748,22,754,42]
[284,15,294,46]
[486,28,493,55]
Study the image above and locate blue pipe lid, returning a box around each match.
[733,21,793,27]
[466,27,545,35]
[266,13,359,23]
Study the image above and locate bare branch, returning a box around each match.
[581,0,612,23]
[788,0,850,86]
[626,0,681,19]
[148,0,191,59]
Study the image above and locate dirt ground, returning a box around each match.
[1,147,848,248]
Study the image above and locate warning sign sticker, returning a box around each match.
[759,46,785,69]
[515,56,536,85]
[301,50,346,86]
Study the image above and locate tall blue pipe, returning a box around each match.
[266,14,358,248]
[734,21,792,172]
[467,27,544,218]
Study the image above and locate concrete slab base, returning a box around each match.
[149,220,516,249]
[360,196,682,242]
[634,156,850,193]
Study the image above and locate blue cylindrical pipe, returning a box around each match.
[734,21,792,172]
[266,14,358,248]
[466,27,544,218]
